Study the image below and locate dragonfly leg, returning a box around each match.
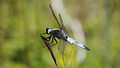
[46,35,52,41]
[49,36,54,44]
[42,33,47,34]
[40,35,47,41]
[53,37,58,44]
[40,34,52,48]
[49,37,58,47]
[41,33,52,41]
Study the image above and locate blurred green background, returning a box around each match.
[0,0,120,68]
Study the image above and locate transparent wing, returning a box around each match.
[58,40,75,67]
[49,4,68,34]
[58,40,66,55]
[58,14,68,35]
[49,4,62,30]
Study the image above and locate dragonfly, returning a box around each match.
[41,4,90,66]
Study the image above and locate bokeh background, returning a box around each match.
[0,0,120,68]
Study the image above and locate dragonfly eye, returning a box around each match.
[46,27,52,34]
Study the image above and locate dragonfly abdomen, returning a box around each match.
[67,37,90,50]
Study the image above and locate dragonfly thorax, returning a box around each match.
[50,29,68,41]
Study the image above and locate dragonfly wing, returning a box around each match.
[58,40,66,55]
[49,4,62,30]
[58,40,74,67]
[58,14,68,35]
[49,4,68,35]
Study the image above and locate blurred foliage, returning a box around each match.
[0,0,120,68]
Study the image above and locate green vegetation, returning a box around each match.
[0,0,120,68]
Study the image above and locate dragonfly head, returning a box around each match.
[46,27,52,34]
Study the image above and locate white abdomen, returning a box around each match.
[67,37,90,50]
